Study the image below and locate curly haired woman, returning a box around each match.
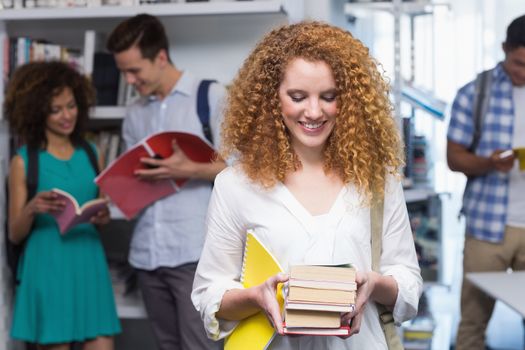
[6,61,120,350]
[192,21,422,349]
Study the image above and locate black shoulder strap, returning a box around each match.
[78,138,100,175]
[26,145,39,201]
[197,79,217,145]
[27,140,99,197]
[469,68,494,153]
[78,138,100,196]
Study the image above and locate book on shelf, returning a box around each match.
[5,35,85,78]
[83,30,96,76]
[224,230,284,350]
[95,131,216,220]
[49,188,108,235]
[92,52,120,106]
[105,133,122,166]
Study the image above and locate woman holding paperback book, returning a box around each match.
[192,22,423,349]
[6,62,121,349]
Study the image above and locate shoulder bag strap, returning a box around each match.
[371,190,405,350]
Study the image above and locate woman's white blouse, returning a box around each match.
[192,167,423,350]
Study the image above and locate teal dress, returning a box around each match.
[11,145,121,344]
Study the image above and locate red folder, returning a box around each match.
[95,131,216,219]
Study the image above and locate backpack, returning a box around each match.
[197,79,217,145]
[468,68,494,153]
[5,138,99,283]
[461,68,495,195]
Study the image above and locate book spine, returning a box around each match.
[83,30,95,76]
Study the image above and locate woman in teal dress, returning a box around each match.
[5,61,121,350]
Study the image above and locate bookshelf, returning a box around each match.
[345,0,447,281]
[0,0,293,119]
[0,2,296,348]
[345,2,449,348]
[0,1,284,20]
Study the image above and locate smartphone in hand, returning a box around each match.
[498,149,514,159]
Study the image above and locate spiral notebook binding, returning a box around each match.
[240,229,253,284]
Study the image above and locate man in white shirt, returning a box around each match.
[107,14,225,350]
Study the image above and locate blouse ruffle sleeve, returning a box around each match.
[380,176,423,324]
[191,168,249,340]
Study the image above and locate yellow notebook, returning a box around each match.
[224,230,284,350]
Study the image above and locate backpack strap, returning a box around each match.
[26,145,39,200]
[78,138,100,196]
[27,139,99,199]
[469,68,494,153]
[8,140,99,284]
[8,144,40,283]
[370,189,404,350]
[197,79,217,145]
[78,138,100,175]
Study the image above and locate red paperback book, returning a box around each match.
[95,131,216,219]
[50,188,108,235]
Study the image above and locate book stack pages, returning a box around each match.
[283,264,356,336]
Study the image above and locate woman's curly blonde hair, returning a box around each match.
[221,21,404,201]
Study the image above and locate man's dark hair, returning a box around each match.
[505,14,525,50]
[106,13,171,62]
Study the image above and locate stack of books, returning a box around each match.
[283,264,357,336]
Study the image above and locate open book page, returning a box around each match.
[95,131,216,219]
[50,188,108,235]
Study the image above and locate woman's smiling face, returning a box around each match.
[279,58,337,155]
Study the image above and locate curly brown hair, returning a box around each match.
[4,61,95,149]
[221,21,404,201]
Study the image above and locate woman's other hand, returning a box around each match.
[27,190,65,215]
[91,205,111,225]
[340,270,378,338]
[254,273,289,335]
